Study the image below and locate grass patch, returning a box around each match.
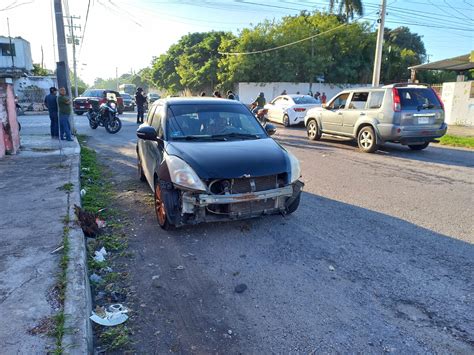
[100,325,131,350]
[438,135,474,149]
[58,183,74,192]
[77,135,113,214]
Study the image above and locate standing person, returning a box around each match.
[281,89,287,95]
[44,87,59,138]
[251,92,266,114]
[321,92,327,104]
[135,87,147,124]
[200,91,206,97]
[57,87,73,141]
[213,91,222,98]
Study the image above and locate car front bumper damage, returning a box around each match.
[175,180,304,225]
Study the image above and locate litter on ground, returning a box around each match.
[89,304,129,326]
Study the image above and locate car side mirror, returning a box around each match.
[137,125,158,141]
[265,123,277,136]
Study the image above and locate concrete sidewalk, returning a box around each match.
[0,125,91,353]
[447,125,474,137]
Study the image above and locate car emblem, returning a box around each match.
[242,174,251,178]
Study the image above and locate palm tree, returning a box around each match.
[329,0,364,20]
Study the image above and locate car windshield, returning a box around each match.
[167,103,267,141]
[398,88,442,110]
[82,89,102,97]
[293,96,319,104]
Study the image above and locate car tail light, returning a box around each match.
[392,88,401,112]
[99,98,107,104]
[431,87,444,110]
[294,107,306,112]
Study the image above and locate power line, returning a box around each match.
[443,0,473,21]
[78,0,91,59]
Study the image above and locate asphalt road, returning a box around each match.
[21,113,474,353]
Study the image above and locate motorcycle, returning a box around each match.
[250,103,268,126]
[86,99,122,134]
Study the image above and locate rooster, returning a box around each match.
[74,205,100,238]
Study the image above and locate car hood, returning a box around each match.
[165,138,290,179]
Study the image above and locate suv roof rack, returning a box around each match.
[383,82,430,88]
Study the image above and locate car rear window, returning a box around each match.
[398,88,442,110]
[293,96,319,104]
[82,89,102,97]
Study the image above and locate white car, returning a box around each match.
[264,95,321,127]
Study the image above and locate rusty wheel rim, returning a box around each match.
[154,184,166,226]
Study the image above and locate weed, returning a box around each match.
[99,234,126,252]
[104,272,121,283]
[58,183,74,192]
[100,325,131,350]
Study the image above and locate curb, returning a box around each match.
[62,139,94,354]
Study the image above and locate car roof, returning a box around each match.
[154,97,242,106]
[286,94,313,98]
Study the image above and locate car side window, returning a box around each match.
[272,98,282,105]
[146,106,156,125]
[328,93,349,110]
[151,105,164,138]
[367,91,385,109]
[347,92,369,110]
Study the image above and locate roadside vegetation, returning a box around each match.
[438,135,474,149]
[77,135,132,352]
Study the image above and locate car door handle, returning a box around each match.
[360,112,366,116]
[337,112,343,115]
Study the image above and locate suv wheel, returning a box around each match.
[283,114,290,127]
[306,119,321,141]
[408,142,430,151]
[357,126,378,153]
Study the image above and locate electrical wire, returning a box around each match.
[78,0,91,59]
[443,0,473,21]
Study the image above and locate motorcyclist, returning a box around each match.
[251,92,266,114]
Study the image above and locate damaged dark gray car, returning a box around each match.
[136,97,303,229]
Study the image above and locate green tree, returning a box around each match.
[31,63,50,76]
[329,0,364,20]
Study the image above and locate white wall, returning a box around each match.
[442,81,474,126]
[0,36,33,71]
[236,82,371,104]
[14,76,57,111]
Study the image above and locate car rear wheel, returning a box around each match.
[357,126,378,153]
[154,181,172,230]
[408,142,430,150]
[306,119,321,141]
[283,114,290,127]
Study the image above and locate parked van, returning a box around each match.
[304,83,446,153]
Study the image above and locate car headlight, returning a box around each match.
[110,102,116,109]
[165,154,207,192]
[287,151,301,183]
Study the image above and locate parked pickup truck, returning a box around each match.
[73,89,124,115]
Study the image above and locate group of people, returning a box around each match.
[44,87,73,141]
[198,90,238,101]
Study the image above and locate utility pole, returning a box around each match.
[65,15,81,98]
[54,0,71,95]
[6,18,15,68]
[371,0,387,87]
[309,37,314,95]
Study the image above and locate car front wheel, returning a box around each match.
[408,142,430,150]
[357,126,378,153]
[283,114,290,127]
[154,181,172,230]
[306,119,321,141]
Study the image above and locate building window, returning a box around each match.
[1,43,16,56]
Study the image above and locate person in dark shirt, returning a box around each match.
[226,90,235,100]
[135,88,147,124]
[44,87,59,138]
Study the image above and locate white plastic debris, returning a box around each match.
[81,167,90,172]
[90,273,102,283]
[328,265,335,271]
[176,265,185,270]
[93,247,107,262]
[95,218,107,228]
[89,304,129,326]
[80,189,86,197]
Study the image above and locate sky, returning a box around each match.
[1,0,473,85]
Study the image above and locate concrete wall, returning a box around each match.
[236,82,371,104]
[0,36,33,71]
[14,76,57,111]
[441,81,474,126]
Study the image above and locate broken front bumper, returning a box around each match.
[179,180,303,224]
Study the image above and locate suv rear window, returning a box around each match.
[293,96,319,104]
[398,88,442,110]
[82,89,103,97]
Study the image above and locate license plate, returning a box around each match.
[418,117,429,124]
[79,106,84,108]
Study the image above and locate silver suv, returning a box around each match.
[304,84,447,153]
